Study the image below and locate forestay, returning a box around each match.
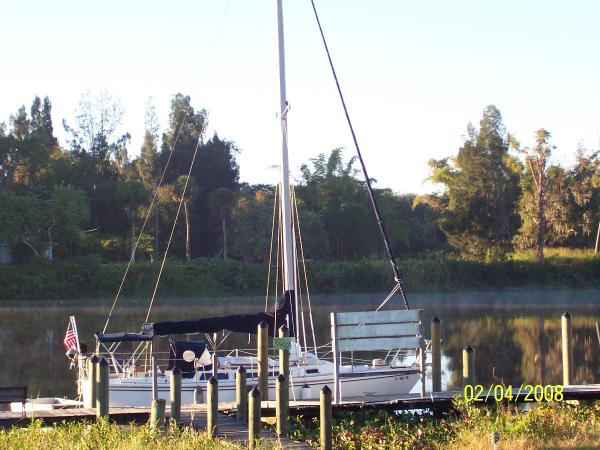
[331,309,426,403]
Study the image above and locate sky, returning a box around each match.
[1,0,599,194]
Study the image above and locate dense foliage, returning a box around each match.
[1,95,600,268]
[1,254,598,300]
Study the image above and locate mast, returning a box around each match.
[276,0,297,336]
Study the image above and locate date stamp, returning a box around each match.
[464,384,564,403]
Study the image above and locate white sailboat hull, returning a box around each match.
[85,366,420,407]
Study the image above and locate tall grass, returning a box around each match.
[289,400,600,449]
[0,419,243,450]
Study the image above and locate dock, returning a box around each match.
[1,384,597,448]
[239,384,600,417]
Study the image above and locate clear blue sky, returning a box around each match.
[1,0,599,194]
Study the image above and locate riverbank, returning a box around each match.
[1,402,598,449]
[1,255,599,301]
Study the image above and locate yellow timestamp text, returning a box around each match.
[463,384,564,403]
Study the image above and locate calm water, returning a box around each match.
[0,290,598,398]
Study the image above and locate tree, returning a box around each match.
[0,98,57,189]
[116,180,149,263]
[46,185,90,260]
[63,89,131,176]
[208,187,237,259]
[567,148,600,248]
[297,148,418,260]
[0,186,89,261]
[428,105,521,260]
[135,99,160,187]
[512,129,555,263]
[172,175,198,263]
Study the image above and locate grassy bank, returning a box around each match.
[1,402,598,449]
[1,252,599,300]
[289,401,600,449]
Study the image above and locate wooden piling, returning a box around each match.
[150,398,166,430]
[462,344,475,387]
[562,312,573,386]
[248,386,261,450]
[169,367,181,425]
[206,376,218,437]
[258,321,269,401]
[431,317,442,392]
[236,366,247,422]
[279,324,290,404]
[320,385,332,450]
[276,374,287,437]
[85,354,99,408]
[96,356,109,418]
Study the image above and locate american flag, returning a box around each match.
[63,316,79,351]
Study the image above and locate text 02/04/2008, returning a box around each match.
[463,384,564,403]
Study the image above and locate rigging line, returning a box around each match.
[197,0,231,83]
[292,186,318,356]
[375,282,401,312]
[309,0,410,310]
[265,184,279,312]
[103,115,188,334]
[144,131,203,324]
[291,191,308,353]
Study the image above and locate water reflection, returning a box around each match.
[0,291,598,397]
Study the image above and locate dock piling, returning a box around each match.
[462,344,475,387]
[207,376,218,437]
[431,316,441,392]
[85,354,99,408]
[248,386,261,450]
[562,312,573,386]
[279,324,290,405]
[320,385,332,450]
[257,321,269,401]
[96,356,109,418]
[170,367,181,425]
[276,374,288,437]
[236,366,247,422]
[150,398,166,430]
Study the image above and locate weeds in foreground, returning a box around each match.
[2,402,599,449]
[288,400,600,449]
[0,418,243,450]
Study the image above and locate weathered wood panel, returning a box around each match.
[336,309,423,326]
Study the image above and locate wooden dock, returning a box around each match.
[218,384,600,417]
[1,384,597,448]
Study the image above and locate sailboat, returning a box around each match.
[72,0,425,408]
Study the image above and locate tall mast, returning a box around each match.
[276,0,297,331]
[276,0,294,293]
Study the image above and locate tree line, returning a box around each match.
[0,96,598,265]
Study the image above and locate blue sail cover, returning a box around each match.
[150,291,296,337]
[94,332,154,343]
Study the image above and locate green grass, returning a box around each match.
[288,400,600,450]
[511,247,599,261]
[2,402,599,449]
[0,419,244,450]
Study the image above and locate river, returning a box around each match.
[0,289,598,398]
